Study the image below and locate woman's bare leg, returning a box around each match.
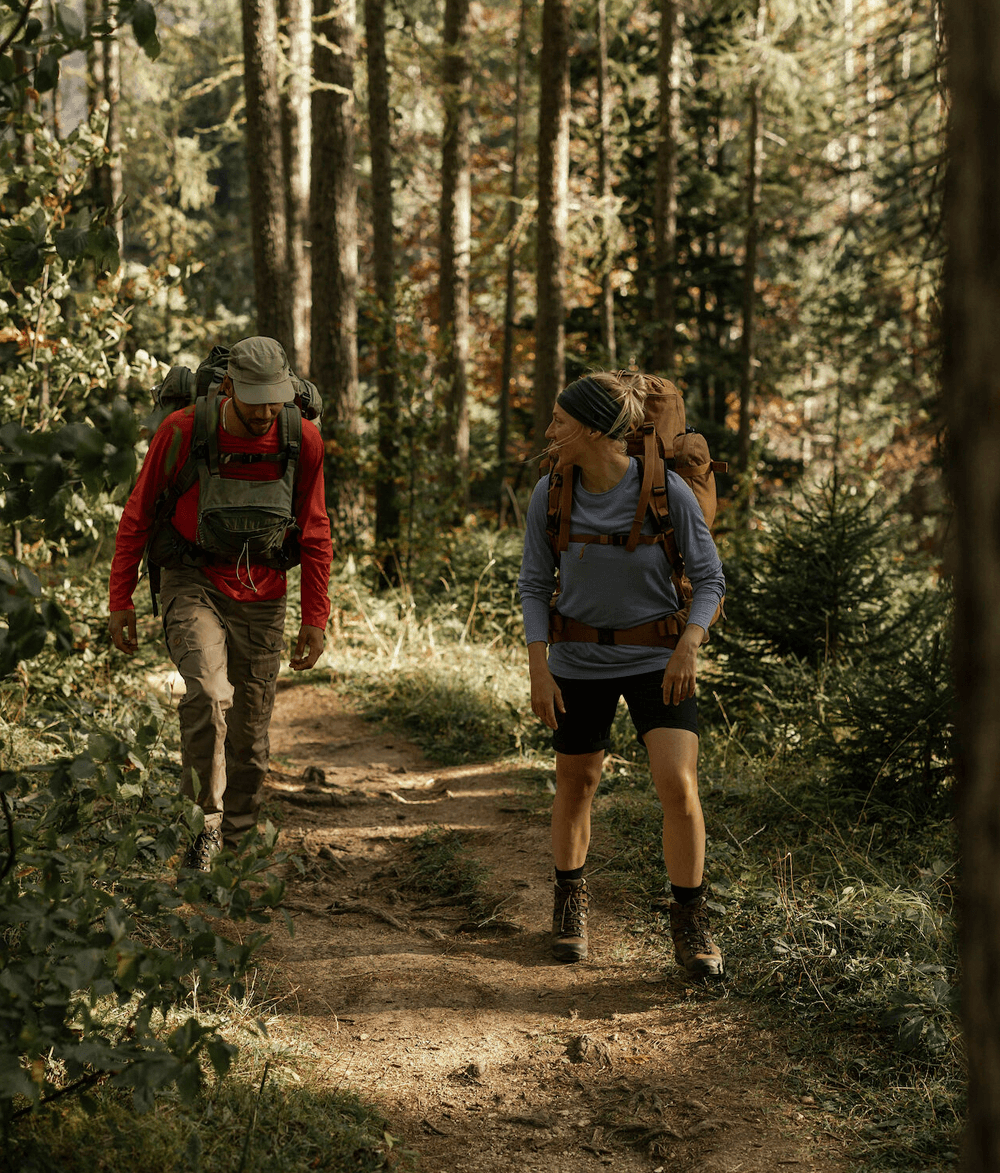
[551,750,604,869]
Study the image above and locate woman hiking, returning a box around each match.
[517,371,726,979]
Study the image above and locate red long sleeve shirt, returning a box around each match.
[109,402,333,629]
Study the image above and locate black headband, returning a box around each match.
[557,376,627,438]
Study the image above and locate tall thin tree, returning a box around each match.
[498,0,529,523]
[311,0,360,536]
[596,0,616,367]
[44,0,62,138]
[943,2,1000,1166]
[439,0,472,511]
[102,17,126,391]
[365,0,402,580]
[736,0,765,474]
[279,0,312,373]
[242,0,295,351]
[533,0,571,447]
[652,0,678,375]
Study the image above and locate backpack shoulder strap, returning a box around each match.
[645,460,690,598]
[197,392,222,475]
[281,402,302,467]
[544,462,575,560]
[624,426,660,552]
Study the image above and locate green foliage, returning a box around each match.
[0,558,288,1131]
[346,658,529,765]
[0,101,169,677]
[10,1053,407,1173]
[591,763,961,1171]
[713,477,953,807]
[723,479,919,665]
[0,0,159,113]
[0,701,285,1124]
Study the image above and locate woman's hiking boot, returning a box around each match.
[182,827,222,872]
[552,878,589,962]
[669,894,724,979]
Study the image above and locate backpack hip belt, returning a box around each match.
[549,610,685,648]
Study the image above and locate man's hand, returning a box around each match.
[290,623,325,670]
[108,609,139,656]
[662,624,706,706]
[528,641,565,730]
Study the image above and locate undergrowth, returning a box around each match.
[593,747,962,1173]
[306,535,963,1172]
[0,562,407,1171]
[402,827,512,930]
[6,995,409,1173]
[4,526,962,1171]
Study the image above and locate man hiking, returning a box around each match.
[108,337,333,870]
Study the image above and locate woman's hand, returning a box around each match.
[662,624,705,705]
[528,641,565,730]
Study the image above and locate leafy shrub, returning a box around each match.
[0,683,284,1128]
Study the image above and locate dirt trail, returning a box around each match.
[258,679,846,1173]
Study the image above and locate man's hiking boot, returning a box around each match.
[182,827,222,873]
[552,878,589,962]
[669,894,724,980]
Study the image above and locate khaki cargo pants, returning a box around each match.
[160,565,286,845]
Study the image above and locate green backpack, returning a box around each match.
[142,344,322,435]
[144,388,305,616]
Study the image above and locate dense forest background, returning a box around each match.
[1,0,982,1169]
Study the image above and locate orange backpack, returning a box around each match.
[544,376,726,645]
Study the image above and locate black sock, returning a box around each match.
[556,865,585,883]
[671,882,704,906]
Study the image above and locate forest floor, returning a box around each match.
[249,677,848,1173]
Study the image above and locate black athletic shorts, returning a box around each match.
[551,669,699,755]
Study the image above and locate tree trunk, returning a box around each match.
[498,0,529,524]
[102,24,126,391]
[279,0,312,374]
[242,0,295,352]
[736,0,764,474]
[85,0,103,205]
[439,0,472,513]
[365,0,402,581]
[943,3,1000,1167]
[533,0,570,447]
[101,30,123,243]
[596,0,616,367]
[652,0,678,376]
[311,0,360,539]
[45,0,62,138]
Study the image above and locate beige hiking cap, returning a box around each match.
[227,337,296,403]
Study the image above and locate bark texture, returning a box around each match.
[736,0,764,473]
[280,0,312,373]
[311,0,360,537]
[365,0,401,577]
[439,0,472,510]
[533,0,570,446]
[596,0,616,367]
[242,0,295,352]
[943,2,1000,1167]
[652,0,678,375]
[499,0,529,521]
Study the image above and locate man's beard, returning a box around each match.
[231,397,276,435]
